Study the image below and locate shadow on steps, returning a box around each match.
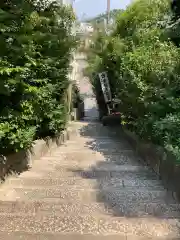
[68,120,180,224]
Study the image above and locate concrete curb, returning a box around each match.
[0,122,78,181]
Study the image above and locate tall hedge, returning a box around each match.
[87,0,180,162]
[0,0,76,155]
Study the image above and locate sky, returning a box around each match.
[74,0,132,20]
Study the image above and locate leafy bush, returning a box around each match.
[0,0,76,154]
[87,0,180,162]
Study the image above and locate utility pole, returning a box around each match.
[71,0,74,9]
[107,0,110,25]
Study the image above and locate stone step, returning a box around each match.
[76,136,119,140]
[0,233,127,240]
[65,139,125,145]
[78,134,114,139]
[0,214,178,238]
[68,137,128,144]
[94,151,142,162]
[7,177,163,189]
[21,168,158,180]
[42,151,142,166]
[65,136,124,142]
[51,151,143,166]
[0,201,110,216]
[0,187,174,204]
[0,182,165,192]
[55,164,151,172]
[59,147,133,153]
[30,159,154,173]
[62,142,130,151]
[34,159,144,170]
[0,232,178,240]
[78,132,111,138]
[54,150,143,164]
[0,200,180,219]
[16,168,159,181]
[41,151,105,162]
[43,155,143,166]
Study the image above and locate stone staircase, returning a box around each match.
[0,56,180,239]
[0,121,180,239]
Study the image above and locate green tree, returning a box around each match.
[87,0,180,162]
[0,0,76,154]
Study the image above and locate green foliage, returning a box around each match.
[87,0,180,163]
[0,0,76,154]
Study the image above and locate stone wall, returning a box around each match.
[0,124,77,181]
